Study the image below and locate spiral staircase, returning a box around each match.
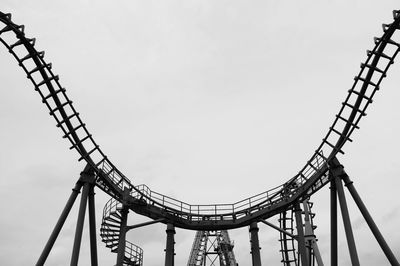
[100,198,143,266]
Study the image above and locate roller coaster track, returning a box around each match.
[279,210,297,265]
[278,199,321,266]
[1,8,400,264]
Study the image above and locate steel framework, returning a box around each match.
[187,230,238,266]
[1,7,400,266]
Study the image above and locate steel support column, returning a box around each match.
[302,200,324,266]
[165,223,176,266]
[70,181,91,266]
[249,222,262,266]
[116,205,129,266]
[294,203,309,266]
[88,185,98,266]
[342,175,400,266]
[334,175,360,266]
[126,218,166,231]
[330,178,338,266]
[260,219,297,239]
[36,182,82,266]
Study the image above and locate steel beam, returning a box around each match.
[342,175,400,266]
[116,206,129,266]
[88,185,98,266]
[260,219,297,239]
[334,175,360,266]
[330,178,338,266]
[302,201,312,265]
[294,203,309,266]
[302,200,324,266]
[70,181,90,266]
[249,222,262,266]
[165,223,176,266]
[36,182,82,266]
[126,218,166,231]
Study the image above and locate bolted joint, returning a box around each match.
[118,204,129,217]
[72,183,82,193]
[80,163,95,176]
[293,206,301,213]
[79,165,96,184]
[249,222,259,233]
[120,187,133,204]
[341,174,354,187]
[328,157,349,181]
[393,10,400,19]
[166,223,176,234]
[329,179,337,190]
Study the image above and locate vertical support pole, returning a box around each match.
[342,175,400,266]
[36,182,82,266]
[330,178,338,266]
[70,181,91,266]
[310,240,323,266]
[249,222,262,266]
[302,200,324,266]
[165,223,176,266]
[294,203,309,266]
[302,201,312,265]
[116,205,129,266]
[334,175,360,266]
[88,184,98,266]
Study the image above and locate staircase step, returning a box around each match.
[101,235,119,240]
[105,216,121,224]
[100,233,119,239]
[101,227,120,233]
[111,211,122,219]
[106,242,119,249]
[102,222,121,229]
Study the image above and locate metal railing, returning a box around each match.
[100,197,144,265]
[1,9,400,226]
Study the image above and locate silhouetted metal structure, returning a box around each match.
[187,230,238,266]
[1,8,400,266]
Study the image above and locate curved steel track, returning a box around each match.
[1,9,400,234]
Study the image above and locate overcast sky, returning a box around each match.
[1,1,400,265]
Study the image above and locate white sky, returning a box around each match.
[0,1,400,265]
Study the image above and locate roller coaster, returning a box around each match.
[1,7,400,266]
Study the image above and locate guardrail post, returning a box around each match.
[249,222,262,266]
[164,223,176,266]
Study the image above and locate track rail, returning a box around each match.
[279,210,297,265]
[0,12,134,200]
[1,10,400,230]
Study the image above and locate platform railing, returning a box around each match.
[1,9,400,224]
